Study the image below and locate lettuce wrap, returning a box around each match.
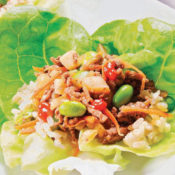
[0,5,175,175]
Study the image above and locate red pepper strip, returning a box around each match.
[103,108,123,136]
[91,99,107,111]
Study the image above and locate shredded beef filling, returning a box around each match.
[25,51,168,145]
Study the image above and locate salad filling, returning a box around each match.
[12,45,173,155]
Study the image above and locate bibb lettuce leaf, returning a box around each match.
[0,121,72,175]
[92,18,175,98]
[0,6,91,120]
[91,18,175,157]
[1,5,175,175]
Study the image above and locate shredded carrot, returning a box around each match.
[32,71,62,99]
[33,66,44,72]
[72,142,80,156]
[121,107,172,118]
[20,127,35,135]
[102,57,146,91]
[103,108,123,136]
[120,59,146,91]
[113,56,146,91]
[16,119,38,130]
[33,67,67,99]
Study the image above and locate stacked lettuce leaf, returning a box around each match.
[0,6,175,175]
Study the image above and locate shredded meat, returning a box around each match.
[82,86,93,104]
[124,70,143,96]
[107,63,125,89]
[69,129,78,143]
[145,80,157,92]
[114,59,125,69]
[111,107,118,118]
[31,51,163,145]
[126,101,148,108]
[64,86,82,101]
[87,107,108,123]
[66,76,73,87]
[145,80,168,98]
[99,92,113,106]
[61,72,73,87]
[117,102,148,126]
[68,118,79,125]
[62,71,70,80]
[81,64,102,71]
[55,108,63,124]
[117,111,147,124]
[81,95,90,106]
[40,88,53,102]
[68,118,86,130]
[99,127,129,144]
[44,65,62,75]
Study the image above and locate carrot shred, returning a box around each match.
[32,71,62,99]
[33,66,44,72]
[16,119,38,130]
[119,59,146,91]
[72,142,80,156]
[103,108,123,136]
[20,127,35,135]
[113,56,147,91]
[102,57,146,91]
[121,107,172,118]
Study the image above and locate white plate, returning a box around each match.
[61,0,175,34]
[1,0,175,174]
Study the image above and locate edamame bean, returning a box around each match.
[59,101,86,117]
[113,84,134,108]
[165,96,175,112]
